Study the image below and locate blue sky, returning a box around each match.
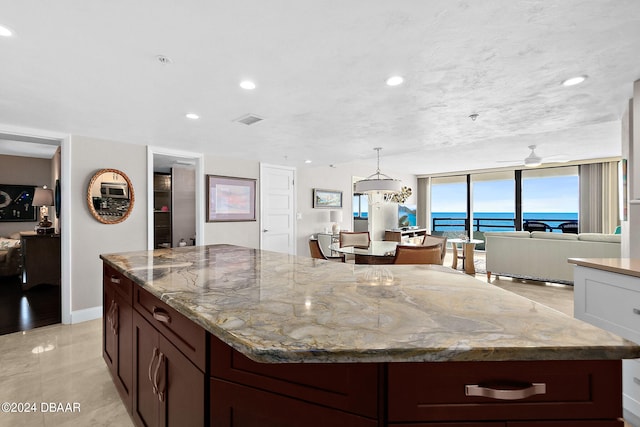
[432,176,579,213]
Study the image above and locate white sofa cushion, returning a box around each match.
[530,231,578,240]
[484,231,530,238]
[578,233,621,243]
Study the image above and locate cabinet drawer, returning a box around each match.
[210,336,380,418]
[134,286,206,371]
[575,268,640,343]
[623,358,640,405]
[211,378,377,427]
[104,263,133,304]
[388,360,621,422]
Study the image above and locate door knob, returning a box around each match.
[263,229,268,232]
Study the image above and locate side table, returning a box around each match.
[449,238,483,275]
[20,232,61,290]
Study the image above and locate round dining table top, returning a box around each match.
[329,241,403,257]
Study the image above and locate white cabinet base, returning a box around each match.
[574,264,640,421]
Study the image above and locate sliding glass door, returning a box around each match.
[431,176,467,237]
[472,171,515,239]
[522,166,579,232]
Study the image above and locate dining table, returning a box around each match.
[329,241,397,264]
[329,240,409,264]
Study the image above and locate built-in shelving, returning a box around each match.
[153,173,172,248]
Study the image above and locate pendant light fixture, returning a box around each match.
[354,147,402,204]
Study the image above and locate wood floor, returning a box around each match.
[0,274,61,336]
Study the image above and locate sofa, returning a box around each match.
[0,232,22,277]
[484,231,621,284]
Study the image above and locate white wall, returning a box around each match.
[203,154,261,249]
[296,161,417,257]
[629,80,640,257]
[69,136,147,317]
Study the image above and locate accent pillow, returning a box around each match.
[0,238,20,249]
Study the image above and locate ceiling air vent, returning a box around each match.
[234,114,264,126]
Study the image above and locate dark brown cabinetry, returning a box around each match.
[387,360,622,426]
[132,311,205,427]
[210,335,380,425]
[103,264,133,412]
[153,173,172,248]
[20,232,61,290]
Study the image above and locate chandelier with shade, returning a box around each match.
[354,147,402,205]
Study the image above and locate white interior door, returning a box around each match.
[260,163,296,254]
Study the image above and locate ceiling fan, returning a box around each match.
[498,145,568,168]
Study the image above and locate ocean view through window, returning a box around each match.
[431,167,579,235]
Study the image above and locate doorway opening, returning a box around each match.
[147,147,204,249]
[0,134,63,335]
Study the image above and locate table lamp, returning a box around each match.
[330,210,343,234]
[33,186,55,234]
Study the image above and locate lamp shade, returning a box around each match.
[329,210,343,223]
[33,188,54,206]
[353,178,402,193]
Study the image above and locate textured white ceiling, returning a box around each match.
[1,1,639,175]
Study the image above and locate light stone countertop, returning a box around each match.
[101,244,640,363]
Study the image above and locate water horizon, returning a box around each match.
[432,211,578,232]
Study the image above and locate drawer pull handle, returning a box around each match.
[112,303,119,336]
[634,377,640,386]
[110,276,121,284]
[154,352,165,402]
[148,347,159,395]
[633,308,640,315]
[156,352,166,402]
[107,300,118,335]
[465,383,546,400]
[152,307,171,324]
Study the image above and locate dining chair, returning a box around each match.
[308,238,343,262]
[421,234,447,263]
[393,244,443,265]
[339,231,371,248]
[384,230,402,242]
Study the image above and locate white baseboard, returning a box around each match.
[70,306,102,324]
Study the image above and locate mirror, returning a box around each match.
[87,168,135,224]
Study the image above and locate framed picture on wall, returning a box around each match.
[313,188,343,209]
[0,184,37,222]
[206,175,256,222]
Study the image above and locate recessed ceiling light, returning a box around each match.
[304,160,312,164]
[156,55,172,65]
[562,75,588,86]
[240,80,256,90]
[386,76,404,86]
[185,113,199,120]
[0,25,14,37]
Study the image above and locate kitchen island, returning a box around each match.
[101,245,640,426]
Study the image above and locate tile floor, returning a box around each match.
[0,273,633,426]
[0,318,132,426]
